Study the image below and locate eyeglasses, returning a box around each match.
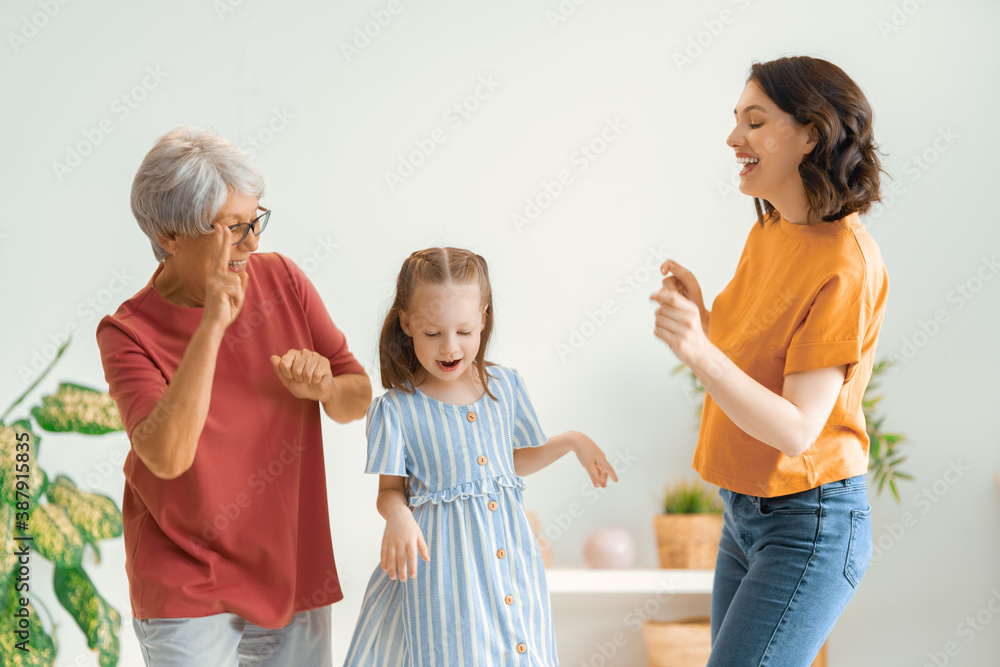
[227,206,270,245]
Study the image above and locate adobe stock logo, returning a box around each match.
[7,0,73,53]
[556,245,669,362]
[195,438,307,544]
[887,254,997,372]
[237,108,296,161]
[340,0,407,63]
[384,75,501,192]
[51,66,169,181]
[512,117,627,233]
[671,0,752,73]
[876,0,930,40]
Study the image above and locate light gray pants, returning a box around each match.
[133,606,332,667]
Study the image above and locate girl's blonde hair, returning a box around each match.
[379,248,496,400]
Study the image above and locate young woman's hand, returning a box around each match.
[381,512,430,582]
[650,289,710,365]
[570,432,619,488]
[650,261,713,368]
[659,260,708,327]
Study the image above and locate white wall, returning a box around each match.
[2,0,998,665]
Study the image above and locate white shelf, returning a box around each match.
[545,568,713,594]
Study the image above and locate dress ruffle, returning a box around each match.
[409,475,524,508]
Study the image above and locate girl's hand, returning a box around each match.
[270,349,333,401]
[571,432,619,488]
[381,513,430,582]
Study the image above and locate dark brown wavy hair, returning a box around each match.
[379,247,497,400]
[748,56,885,226]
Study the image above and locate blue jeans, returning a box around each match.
[708,475,872,667]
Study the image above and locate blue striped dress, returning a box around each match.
[344,366,559,666]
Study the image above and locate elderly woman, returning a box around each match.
[96,127,371,666]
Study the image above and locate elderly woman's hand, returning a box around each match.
[203,225,250,331]
[270,349,334,401]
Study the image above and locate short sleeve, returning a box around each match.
[510,369,547,449]
[364,395,408,476]
[278,253,365,377]
[784,273,867,383]
[95,318,167,442]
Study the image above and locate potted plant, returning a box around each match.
[653,480,723,569]
[1,340,125,666]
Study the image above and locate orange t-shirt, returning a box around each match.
[693,212,889,497]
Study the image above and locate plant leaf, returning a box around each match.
[28,504,84,569]
[87,540,103,565]
[46,475,123,543]
[0,504,16,614]
[54,566,121,667]
[30,383,123,435]
[0,338,71,424]
[662,480,722,514]
[0,425,46,508]
[864,356,912,501]
[0,599,57,665]
[10,420,42,458]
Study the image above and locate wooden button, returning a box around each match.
[477,455,487,466]
[497,549,506,559]
[467,412,476,422]
[488,501,498,511]
[504,595,514,605]
[516,643,527,654]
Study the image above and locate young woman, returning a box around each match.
[650,56,888,666]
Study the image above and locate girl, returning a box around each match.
[650,56,888,666]
[345,247,617,666]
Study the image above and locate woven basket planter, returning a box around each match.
[653,513,723,569]
[642,617,712,667]
[643,618,828,666]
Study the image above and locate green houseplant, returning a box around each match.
[661,480,723,515]
[1,340,124,667]
[653,480,723,569]
[671,356,911,500]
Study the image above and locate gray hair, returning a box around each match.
[131,127,265,261]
